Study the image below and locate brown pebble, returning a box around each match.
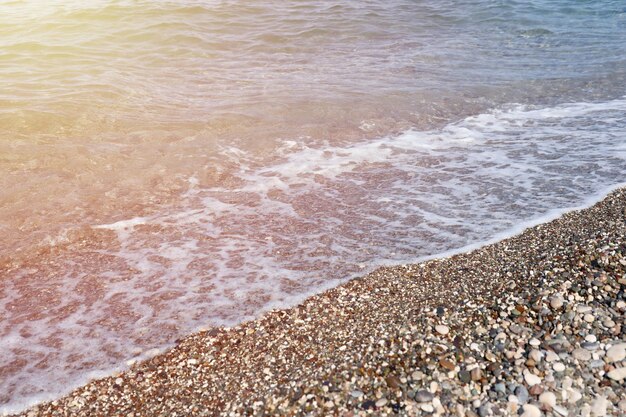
[439,359,456,371]
[529,385,544,396]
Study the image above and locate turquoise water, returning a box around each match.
[0,1,625,413]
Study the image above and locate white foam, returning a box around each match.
[2,98,626,415]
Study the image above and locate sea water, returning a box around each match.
[1,0,625,413]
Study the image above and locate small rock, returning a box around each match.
[529,338,541,347]
[550,296,563,310]
[440,358,456,371]
[529,349,542,363]
[459,370,471,384]
[553,362,565,372]
[605,343,626,363]
[539,392,556,408]
[553,405,568,416]
[114,378,123,385]
[375,398,388,407]
[572,348,591,361]
[350,390,364,398]
[529,385,543,396]
[520,403,541,417]
[585,334,597,343]
[590,396,607,416]
[470,367,483,382]
[606,367,626,381]
[385,375,401,390]
[414,390,434,403]
[523,370,541,386]
[435,325,450,335]
[583,313,595,323]
[515,385,529,404]
[566,389,582,404]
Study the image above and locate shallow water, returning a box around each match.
[1,0,625,413]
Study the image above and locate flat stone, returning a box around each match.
[514,385,529,404]
[550,296,563,309]
[572,348,591,361]
[605,343,626,362]
[590,396,607,416]
[553,362,566,372]
[529,338,541,347]
[581,341,599,350]
[435,325,449,336]
[459,370,471,384]
[566,388,582,404]
[470,367,483,382]
[607,367,626,381]
[583,313,595,323]
[520,403,541,417]
[414,390,434,403]
[553,405,568,416]
[375,398,388,407]
[545,351,559,362]
[585,334,597,343]
[439,358,456,371]
[523,370,541,386]
[350,390,364,398]
[385,375,401,390]
[539,392,556,408]
[529,349,542,363]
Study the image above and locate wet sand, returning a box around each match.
[11,187,626,416]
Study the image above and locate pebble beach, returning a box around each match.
[11,187,625,417]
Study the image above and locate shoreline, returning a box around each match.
[8,186,626,416]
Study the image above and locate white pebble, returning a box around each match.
[375,398,388,407]
[115,377,123,385]
[435,325,449,336]
[523,370,542,386]
[607,367,626,381]
[529,338,541,347]
[553,405,569,416]
[539,391,556,408]
[605,343,626,363]
[553,362,566,372]
[520,403,541,417]
[591,396,607,417]
[567,388,582,404]
[585,334,597,343]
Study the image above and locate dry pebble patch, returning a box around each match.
[11,188,626,417]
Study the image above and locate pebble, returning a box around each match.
[515,385,529,404]
[553,362,565,372]
[590,396,607,416]
[572,348,591,361]
[605,343,626,362]
[350,390,364,398]
[606,367,626,381]
[583,313,595,323]
[549,296,563,310]
[523,370,541,386]
[553,405,568,416]
[414,390,434,403]
[539,392,556,408]
[375,398,388,407]
[520,403,541,417]
[584,334,597,343]
[529,338,541,347]
[435,325,449,336]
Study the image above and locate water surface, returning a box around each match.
[1,0,625,412]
